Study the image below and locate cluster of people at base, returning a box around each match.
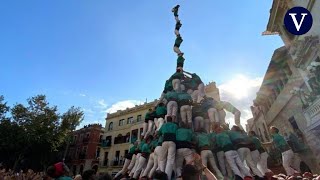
[113,117,315,180]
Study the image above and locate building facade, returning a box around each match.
[66,124,105,176]
[249,0,320,172]
[98,82,220,175]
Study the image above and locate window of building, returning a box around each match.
[131,129,138,143]
[127,117,134,124]
[108,122,113,131]
[83,146,87,155]
[103,152,109,166]
[119,119,125,126]
[137,115,142,122]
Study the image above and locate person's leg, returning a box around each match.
[225,150,244,179]
[250,150,260,167]
[175,149,185,177]
[142,153,154,177]
[184,148,194,164]
[128,154,136,171]
[218,110,226,125]
[165,142,176,180]
[208,108,219,124]
[144,120,154,138]
[194,116,204,132]
[114,158,131,178]
[172,79,181,92]
[282,150,295,176]
[293,153,301,173]
[237,148,245,162]
[217,151,227,176]
[191,90,199,103]
[234,151,251,177]
[208,151,224,180]
[197,83,205,103]
[233,110,241,127]
[130,153,141,177]
[180,84,185,92]
[186,105,192,125]
[180,105,187,124]
[156,117,164,131]
[173,46,182,55]
[159,142,169,172]
[149,148,159,178]
[141,122,148,137]
[200,150,208,167]
[243,148,264,177]
[133,156,147,179]
[204,119,210,133]
[258,152,271,175]
[172,101,178,122]
[167,101,173,117]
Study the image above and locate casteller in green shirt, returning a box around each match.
[158,122,178,142]
[272,133,290,152]
[195,132,210,149]
[216,131,234,152]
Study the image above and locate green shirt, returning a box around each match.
[170,72,184,80]
[141,143,151,153]
[158,122,178,135]
[164,80,173,92]
[195,132,210,148]
[129,145,137,154]
[251,136,262,150]
[138,140,146,150]
[228,131,246,143]
[191,73,202,84]
[177,56,185,65]
[156,106,167,116]
[165,91,178,101]
[145,111,152,120]
[272,133,290,152]
[177,92,192,102]
[176,128,194,142]
[216,131,234,151]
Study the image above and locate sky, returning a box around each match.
[0,0,284,127]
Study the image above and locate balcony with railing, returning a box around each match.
[303,97,320,130]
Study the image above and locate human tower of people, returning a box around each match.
[113,5,301,180]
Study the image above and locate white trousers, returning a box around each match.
[258,152,271,175]
[237,148,264,177]
[201,150,224,180]
[197,83,205,103]
[191,90,199,103]
[282,149,297,176]
[115,158,131,178]
[130,153,141,176]
[128,154,136,171]
[175,148,194,177]
[173,46,182,55]
[172,79,181,92]
[133,156,147,178]
[225,150,250,178]
[194,116,204,132]
[250,150,260,167]
[142,153,154,177]
[144,120,154,139]
[180,105,192,124]
[150,146,162,178]
[159,141,176,180]
[217,151,233,177]
[293,153,301,173]
[155,117,165,131]
[218,110,226,125]
[208,108,220,123]
[167,101,178,117]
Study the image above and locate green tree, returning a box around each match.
[0,95,84,171]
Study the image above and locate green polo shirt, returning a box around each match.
[156,106,167,117]
[129,145,136,154]
[170,72,184,80]
[158,122,178,135]
[165,91,178,101]
[216,131,234,152]
[191,73,202,84]
[141,143,151,153]
[177,92,192,102]
[164,80,173,92]
[176,128,193,142]
[272,133,290,152]
[195,132,210,148]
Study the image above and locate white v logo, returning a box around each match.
[289,13,308,31]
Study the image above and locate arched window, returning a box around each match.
[108,122,113,131]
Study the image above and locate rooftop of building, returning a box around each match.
[73,123,104,134]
